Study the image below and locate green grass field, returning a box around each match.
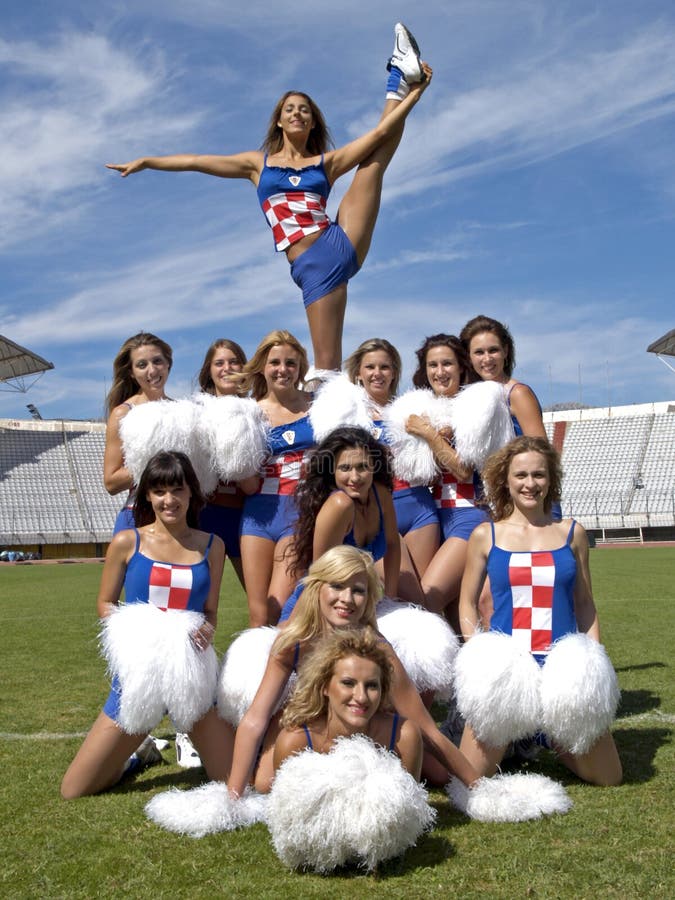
[1,548,673,899]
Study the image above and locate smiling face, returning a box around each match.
[425,345,462,397]
[318,571,369,629]
[146,481,191,526]
[324,654,383,733]
[210,346,244,396]
[264,343,301,391]
[334,446,373,502]
[507,450,550,511]
[278,93,314,139]
[469,330,508,383]
[130,344,170,396]
[357,350,395,404]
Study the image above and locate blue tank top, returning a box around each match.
[258,414,316,496]
[488,520,578,666]
[343,486,387,563]
[257,156,331,205]
[302,712,400,752]
[123,529,214,613]
[257,156,332,252]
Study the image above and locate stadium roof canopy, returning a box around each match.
[647,328,675,358]
[0,335,54,392]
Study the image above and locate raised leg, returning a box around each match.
[61,712,148,799]
[305,283,347,371]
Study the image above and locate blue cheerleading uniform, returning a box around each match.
[241,414,316,543]
[373,417,439,537]
[487,520,578,666]
[103,530,214,720]
[256,155,359,307]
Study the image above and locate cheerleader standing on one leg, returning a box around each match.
[61,451,234,799]
[457,436,622,786]
[238,331,314,627]
[107,25,432,372]
[345,338,439,600]
[104,333,173,534]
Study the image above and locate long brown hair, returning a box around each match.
[241,330,308,400]
[411,334,469,389]
[106,332,173,414]
[197,338,247,394]
[261,91,333,157]
[460,315,516,380]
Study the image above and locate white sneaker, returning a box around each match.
[123,735,163,775]
[388,22,423,84]
[175,732,202,769]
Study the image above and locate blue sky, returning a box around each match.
[1,1,674,421]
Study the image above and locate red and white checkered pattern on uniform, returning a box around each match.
[508,551,555,654]
[433,474,477,509]
[261,191,330,251]
[260,449,307,495]
[148,562,193,611]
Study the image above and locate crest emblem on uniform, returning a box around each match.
[282,430,296,445]
[289,175,301,187]
[373,427,382,440]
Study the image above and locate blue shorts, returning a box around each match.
[199,503,243,559]
[113,506,135,535]
[240,494,298,542]
[103,674,123,721]
[393,487,440,536]
[290,222,360,307]
[439,505,488,541]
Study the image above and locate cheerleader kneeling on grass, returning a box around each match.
[61,450,234,799]
[454,436,622,787]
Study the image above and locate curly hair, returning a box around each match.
[261,91,334,157]
[272,546,382,656]
[106,332,173,414]
[133,450,205,528]
[344,338,402,400]
[411,333,470,390]
[280,627,391,730]
[197,338,247,395]
[289,427,393,578]
[481,436,561,520]
[459,315,516,380]
[241,330,308,400]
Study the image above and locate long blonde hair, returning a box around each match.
[280,628,391,730]
[241,330,308,400]
[272,546,381,656]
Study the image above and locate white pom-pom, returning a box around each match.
[449,381,515,469]
[454,632,542,747]
[196,393,269,483]
[120,398,218,495]
[382,390,439,485]
[540,633,620,755]
[309,374,372,442]
[100,604,217,734]
[268,734,434,872]
[217,627,293,726]
[447,773,572,822]
[145,783,268,837]
[376,599,459,698]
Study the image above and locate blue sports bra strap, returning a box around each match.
[292,641,300,671]
[566,519,576,544]
[389,712,400,751]
[372,484,383,516]
[263,153,268,165]
[490,520,496,546]
[302,723,313,750]
[205,533,215,557]
[134,528,141,552]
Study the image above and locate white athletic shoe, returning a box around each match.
[388,22,423,84]
[175,732,203,769]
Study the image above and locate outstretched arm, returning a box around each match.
[106,150,263,182]
[323,64,432,184]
